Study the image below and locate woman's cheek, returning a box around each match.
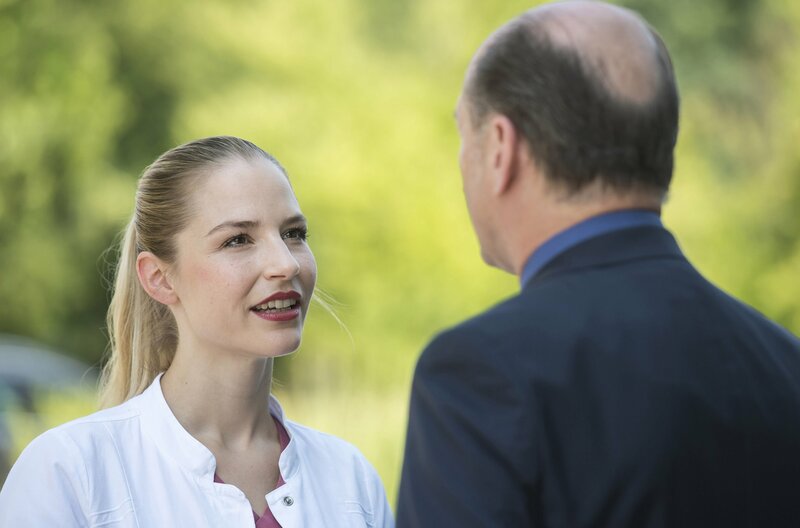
[301,252,318,289]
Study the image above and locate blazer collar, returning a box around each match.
[524,225,686,291]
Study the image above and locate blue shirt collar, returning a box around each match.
[520,209,663,287]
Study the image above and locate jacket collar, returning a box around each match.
[524,225,686,291]
[134,373,299,480]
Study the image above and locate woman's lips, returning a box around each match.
[254,290,301,306]
[252,307,301,322]
[250,291,302,322]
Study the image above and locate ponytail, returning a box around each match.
[99,220,177,408]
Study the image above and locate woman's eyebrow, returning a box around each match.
[282,214,307,227]
[205,220,260,237]
[206,215,306,237]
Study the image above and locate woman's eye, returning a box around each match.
[223,234,251,248]
[282,227,308,241]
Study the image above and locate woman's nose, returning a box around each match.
[262,239,301,280]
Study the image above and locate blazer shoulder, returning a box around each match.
[420,293,541,370]
[426,288,562,349]
[716,285,800,346]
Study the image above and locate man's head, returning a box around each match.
[456,1,679,272]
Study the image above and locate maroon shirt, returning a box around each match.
[214,416,291,528]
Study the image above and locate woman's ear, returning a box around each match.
[136,251,178,305]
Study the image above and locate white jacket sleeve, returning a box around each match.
[363,456,395,528]
[0,429,89,527]
[371,475,394,528]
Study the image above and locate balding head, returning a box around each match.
[463,0,679,198]
[530,1,663,105]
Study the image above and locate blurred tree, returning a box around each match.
[0,0,130,363]
[0,0,797,385]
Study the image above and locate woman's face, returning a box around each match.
[168,156,316,359]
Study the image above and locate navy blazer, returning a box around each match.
[397,225,800,527]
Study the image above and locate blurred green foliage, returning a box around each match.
[1,0,799,504]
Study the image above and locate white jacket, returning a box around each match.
[0,375,394,527]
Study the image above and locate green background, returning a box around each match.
[2,0,799,505]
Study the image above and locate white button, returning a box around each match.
[283,496,294,506]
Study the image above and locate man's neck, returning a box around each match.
[508,188,662,276]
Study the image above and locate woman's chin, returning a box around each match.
[256,334,302,358]
[270,345,300,359]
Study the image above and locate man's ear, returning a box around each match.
[136,251,178,305]
[485,113,519,196]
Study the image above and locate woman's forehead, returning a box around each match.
[188,158,301,228]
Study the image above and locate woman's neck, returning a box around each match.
[159,348,276,451]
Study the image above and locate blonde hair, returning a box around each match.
[100,136,284,407]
